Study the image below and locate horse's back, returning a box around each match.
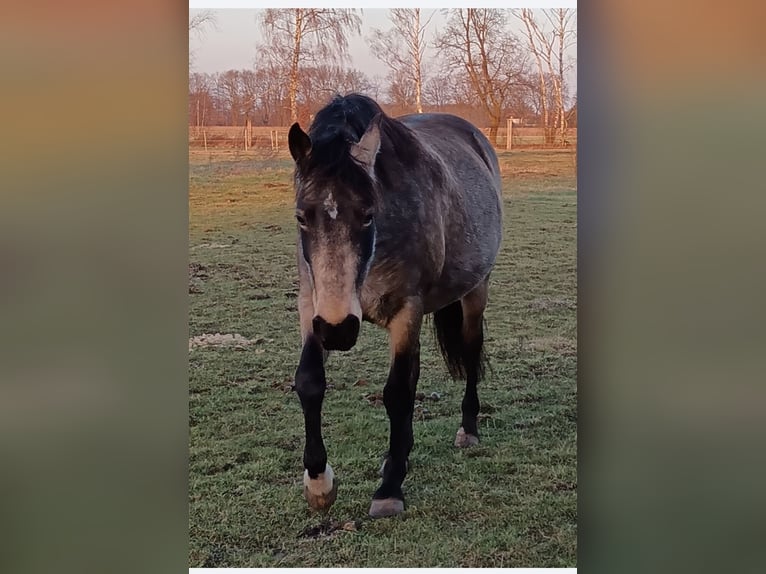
[399,113,501,189]
[397,113,504,312]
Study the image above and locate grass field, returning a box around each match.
[188,148,577,567]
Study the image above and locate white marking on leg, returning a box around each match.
[303,463,334,496]
[323,192,338,220]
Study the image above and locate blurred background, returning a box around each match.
[0,1,764,573]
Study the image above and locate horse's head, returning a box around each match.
[288,114,381,351]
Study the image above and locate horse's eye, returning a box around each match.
[362,213,374,227]
[296,214,307,227]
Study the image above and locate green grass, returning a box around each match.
[188,148,577,567]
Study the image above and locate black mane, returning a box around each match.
[308,93,383,163]
[297,94,422,205]
[296,94,382,205]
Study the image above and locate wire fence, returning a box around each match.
[188,125,577,151]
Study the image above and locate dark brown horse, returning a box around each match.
[288,94,503,518]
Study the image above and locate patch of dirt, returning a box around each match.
[189,262,208,294]
[364,392,384,407]
[413,403,433,420]
[189,333,265,351]
[298,519,360,539]
[272,378,295,393]
[189,262,209,279]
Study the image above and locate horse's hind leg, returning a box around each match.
[455,278,489,448]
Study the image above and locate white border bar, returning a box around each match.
[190,1,577,9]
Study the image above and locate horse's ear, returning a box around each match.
[288,123,311,162]
[350,113,382,174]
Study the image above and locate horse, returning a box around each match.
[287,93,503,518]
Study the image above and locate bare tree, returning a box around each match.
[422,74,455,110]
[513,9,576,145]
[385,67,418,111]
[368,9,435,113]
[189,72,214,134]
[549,9,577,142]
[189,10,217,69]
[435,9,527,143]
[297,66,376,117]
[189,10,217,35]
[258,9,362,123]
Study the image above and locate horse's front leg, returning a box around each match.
[295,287,336,510]
[369,299,422,518]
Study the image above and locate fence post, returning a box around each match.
[506,118,513,150]
[245,118,253,151]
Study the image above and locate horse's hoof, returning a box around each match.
[454,427,480,448]
[368,498,404,518]
[303,464,337,510]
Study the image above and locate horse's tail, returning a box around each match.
[433,301,466,378]
[432,300,485,380]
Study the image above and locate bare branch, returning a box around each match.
[258,9,362,122]
[189,10,217,36]
[434,8,527,142]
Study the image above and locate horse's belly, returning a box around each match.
[422,271,489,314]
[422,236,500,314]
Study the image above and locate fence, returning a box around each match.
[188,125,577,151]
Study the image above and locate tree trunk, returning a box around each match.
[488,112,501,145]
[520,11,550,145]
[289,9,304,124]
[557,10,568,145]
[413,9,423,113]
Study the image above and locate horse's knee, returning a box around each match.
[295,363,325,403]
[382,384,412,418]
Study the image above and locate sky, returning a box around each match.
[189,9,577,93]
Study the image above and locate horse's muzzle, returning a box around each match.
[312,314,360,351]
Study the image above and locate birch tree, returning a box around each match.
[258,9,362,123]
[513,9,576,144]
[368,9,434,113]
[435,8,527,143]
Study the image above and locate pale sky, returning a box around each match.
[189,9,576,93]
